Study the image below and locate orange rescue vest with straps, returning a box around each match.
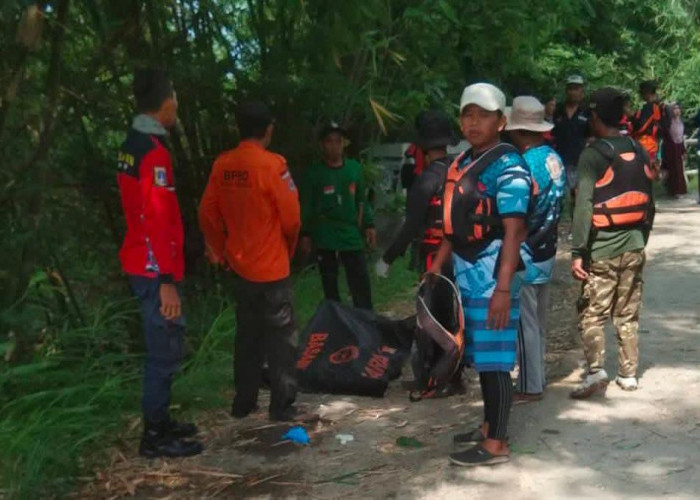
[634,103,662,158]
[589,138,654,229]
[443,144,519,259]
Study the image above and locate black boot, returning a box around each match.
[163,418,198,439]
[139,420,203,459]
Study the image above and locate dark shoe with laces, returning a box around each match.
[139,422,203,459]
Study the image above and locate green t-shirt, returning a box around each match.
[571,136,653,262]
[301,158,374,251]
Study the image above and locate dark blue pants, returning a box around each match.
[128,275,185,423]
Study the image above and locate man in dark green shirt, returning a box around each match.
[300,122,376,310]
[570,88,654,399]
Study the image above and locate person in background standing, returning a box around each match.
[633,80,664,172]
[543,96,556,145]
[300,122,376,310]
[199,101,302,422]
[401,142,426,191]
[544,96,556,124]
[117,68,203,458]
[620,93,634,136]
[661,102,688,198]
[553,75,590,214]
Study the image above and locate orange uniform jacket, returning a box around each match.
[198,140,301,283]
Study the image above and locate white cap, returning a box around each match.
[460,83,506,114]
[566,74,585,86]
[505,96,554,133]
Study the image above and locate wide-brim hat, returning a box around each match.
[416,110,459,150]
[505,96,554,133]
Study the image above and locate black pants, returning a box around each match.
[317,249,373,310]
[232,276,297,418]
[479,371,513,440]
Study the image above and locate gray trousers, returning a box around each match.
[516,283,550,394]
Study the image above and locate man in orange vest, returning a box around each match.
[199,102,302,421]
[570,88,655,399]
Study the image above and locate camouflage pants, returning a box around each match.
[577,251,645,377]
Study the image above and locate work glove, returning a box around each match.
[375,258,390,278]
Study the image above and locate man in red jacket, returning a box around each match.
[117,68,202,458]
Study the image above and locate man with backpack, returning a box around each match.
[570,88,655,399]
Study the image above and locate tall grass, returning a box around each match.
[0,254,416,499]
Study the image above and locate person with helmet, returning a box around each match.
[570,88,655,399]
[505,97,566,404]
[429,83,532,467]
[199,101,302,421]
[117,68,203,458]
[299,122,376,310]
[376,110,458,277]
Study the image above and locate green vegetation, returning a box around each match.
[2,0,700,497]
[0,252,417,499]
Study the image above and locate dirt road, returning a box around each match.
[82,198,700,499]
[424,196,700,500]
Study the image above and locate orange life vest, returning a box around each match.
[634,103,662,158]
[590,139,654,229]
[442,144,520,259]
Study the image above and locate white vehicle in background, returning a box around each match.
[366,140,469,209]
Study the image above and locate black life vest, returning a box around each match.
[443,144,520,259]
[589,138,654,229]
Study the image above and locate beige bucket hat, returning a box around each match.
[505,96,554,133]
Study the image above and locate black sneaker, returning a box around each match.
[449,446,510,467]
[139,431,203,459]
[164,419,198,438]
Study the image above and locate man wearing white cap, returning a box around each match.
[429,83,531,466]
[506,97,566,403]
